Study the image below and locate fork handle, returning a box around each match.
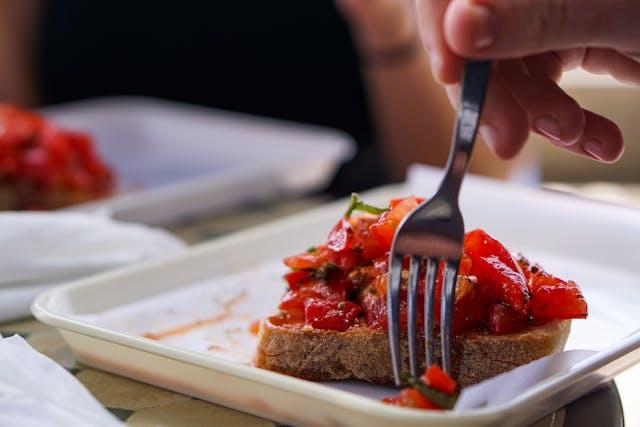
[441,60,491,197]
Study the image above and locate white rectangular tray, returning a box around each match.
[43,96,354,225]
[32,170,640,427]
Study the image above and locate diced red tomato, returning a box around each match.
[358,286,389,329]
[389,196,425,209]
[372,272,388,296]
[487,303,529,334]
[327,218,354,252]
[383,388,439,409]
[451,277,487,333]
[268,308,305,326]
[368,212,395,250]
[463,229,530,315]
[350,215,387,260]
[329,249,361,271]
[283,246,331,270]
[279,281,346,310]
[422,365,457,395]
[528,271,561,293]
[433,270,487,334]
[360,265,484,334]
[529,276,588,321]
[304,300,361,331]
[370,196,423,249]
[283,270,312,289]
[0,104,114,210]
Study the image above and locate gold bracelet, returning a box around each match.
[360,38,421,68]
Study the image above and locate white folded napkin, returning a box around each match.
[455,350,596,410]
[0,212,185,322]
[0,334,122,426]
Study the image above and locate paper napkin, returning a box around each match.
[0,212,185,322]
[455,350,596,410]
[0,334,122,426]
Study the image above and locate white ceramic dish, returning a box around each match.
[32,169,640,427]
[43,96,354,225]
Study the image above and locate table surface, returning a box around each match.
[2,184,639,427]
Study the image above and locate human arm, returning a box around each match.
[337,0,514,180]
[0,0,42,106]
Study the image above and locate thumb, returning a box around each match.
[443,0,640,59]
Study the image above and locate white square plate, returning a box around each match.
[32,167,640,426]
[43,96,354,224]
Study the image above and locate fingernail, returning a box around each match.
[468,2,497,49]
[583,139,604,160]
[534,116,563,143]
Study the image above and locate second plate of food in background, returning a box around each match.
[43,96,355,225]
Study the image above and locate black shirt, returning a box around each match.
[37,2,388,188]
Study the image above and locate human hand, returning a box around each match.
[416,0,640,163]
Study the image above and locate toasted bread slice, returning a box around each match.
[255,319,570,387]
[0,184,112,210]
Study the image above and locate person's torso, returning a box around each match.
[37,0,372,143]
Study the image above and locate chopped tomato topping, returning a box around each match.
[304,300,361,331]
[350,215,387,260]
[283,270,312,289]
[283,246,331,270]
[487,303,529,334]
[279,281,345,310]
[463,229,530,315]
[277,195,588,337]
[0,104,113,210]
[359,286,388,329]
[268,308,305,326]
[389,196,425,209]
[370,195,423,248]
[382,387,440,409]
[329,248,361,271]
[529,275,588,321]
[327,218,354,252]
[422,365,457,395]
[383,364,456,410]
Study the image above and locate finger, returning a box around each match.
[497,59,585,144]
[447,70,530,158]
[550,110,624,163]
[581,48,640,85]
[554,48,588,71]
[415,0,464,84]
[523,53,563,83]
[443,0,640,59]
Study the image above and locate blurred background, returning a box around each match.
[0,0,637,202]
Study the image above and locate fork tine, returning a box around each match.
[387,253,404,386]
[440,259,460,375]
[407,255,421,377]
[423,258,437,368]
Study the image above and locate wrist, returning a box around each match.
[359,36,422,68]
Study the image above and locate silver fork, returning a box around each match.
[387,60,491,384]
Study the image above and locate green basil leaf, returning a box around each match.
[407,377,459,410]
[345,193,388,217]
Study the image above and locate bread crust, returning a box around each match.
[0,184,111,210]
[255,319,571,388]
